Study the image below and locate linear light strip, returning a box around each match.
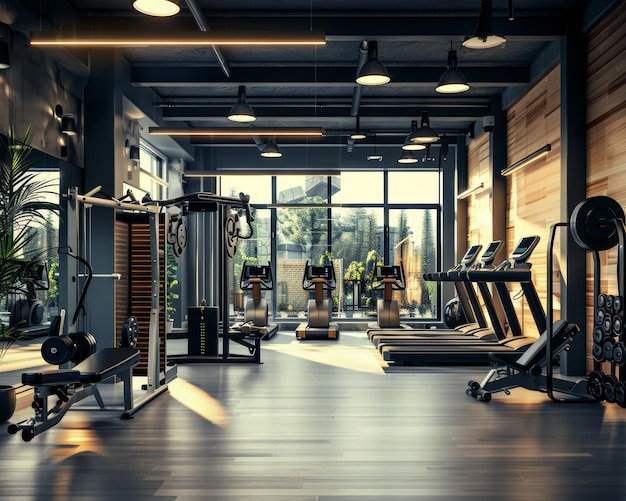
[457,182,484,200]
[30,31,326,47]
[501,144,552,177]
[149,127,326,137]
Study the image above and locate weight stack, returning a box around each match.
[188,306,219,356]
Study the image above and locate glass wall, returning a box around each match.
[218,170,441,322]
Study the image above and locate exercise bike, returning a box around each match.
[369,262,407,329]
[231,261,278,339]
[295,262,339,340]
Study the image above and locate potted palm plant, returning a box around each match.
[0,126,56,421]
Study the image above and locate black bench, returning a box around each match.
[8,347,140,441]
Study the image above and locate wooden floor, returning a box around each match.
[2,329,626,500]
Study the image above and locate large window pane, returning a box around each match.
[275,207,329,318]
[330,207,383,317]
[388,171,440,204]
[331,172,383,204]
[276,175,334,204]
[389,209,438,319]
[220,175,272,205]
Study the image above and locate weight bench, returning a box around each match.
[466,320,592,401]
[8,347,140,441]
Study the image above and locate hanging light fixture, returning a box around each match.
[261,138,282,158]
[463,0,506,49]
[397,150,418,164]
[410,112,439,144]
[402,121,427,151]
[133,0,180,17]
[227,86,256,123]
[0,38,10,69]
[436,46,470,93]
[356,41,390,86]
[350,116,366,140]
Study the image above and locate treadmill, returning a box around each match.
[369,240,504,346]
[378,236,544,365]
[367,242,489,342]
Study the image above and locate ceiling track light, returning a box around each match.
[30,31,326,47]
[436,47,470,94]
[228,86,256,123]
[133,0,180,17]
[356,41,391,86]
[261,138,282,158]
[149,127,325,137]
[350,116,366,140]
[462,0,506,49]
[409,112,439,144]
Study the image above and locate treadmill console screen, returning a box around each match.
[309,265,332,279]
[245,265,270,280]
[480,241,502,261]
[461,244,482,264]
[511,236,540,262]
[378,265,401,279]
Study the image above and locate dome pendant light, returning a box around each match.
[350,116,366,140]
[402,120,427,151]
[463,0,506,49]
[436,48,470,94]
[133,0,180,17]
[261,138,282,158]
[397,150,418,164]
[356,41,391,86]
[228,86,256,123]
[410,112,439,144]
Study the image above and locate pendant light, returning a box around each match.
[397,150,418,164]
[409,113,439,145]
[133,0,180,17]
[436,46,470,94]
[261,138,282,158]
[350,116,366,140]
[462,0,506,49]
[356,41,390,86]
[402,121,427,151]
[228,86,256,123]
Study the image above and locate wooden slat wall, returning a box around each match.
[115,215,167,375]
[466,133,491,245]
[585,0,626,372]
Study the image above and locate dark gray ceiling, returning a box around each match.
[37,0,593,149]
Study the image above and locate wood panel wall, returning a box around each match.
[585,0,626,371]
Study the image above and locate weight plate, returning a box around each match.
[593,327,605,343]
[70,332,96,364]
[615,382,626,408]
[570,196,625,251]
[604,374,619,403]
[121,316,139,348]
[598,293,607,309]
[224,213,239,259]
[614,296,623,313]
[596,308,605,326]
[592,342,605,362]
[603,339,615,361]
[613,342,626,366]
[587,371,605,401]
[603,316,613,334]
[606,295,615,310]
[41,335,75,365]
[614,316,623,336]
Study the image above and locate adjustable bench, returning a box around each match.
[8,347,140,441]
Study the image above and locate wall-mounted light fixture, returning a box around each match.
[61,114,78,135]
[500,144,551,177]
[129,145,141,161]
[133,0,180,17]
[260,138,282,158]
[356,41,390,86]
[436,46,470,94]
[0,38,10,69]
[457,182,484,200]
[149,126,325,137]
[227,86,256,123]
[463,0,506,49]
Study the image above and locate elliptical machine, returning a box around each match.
[369,262,407,329]
[296,261,339,340]
[233,261,278,339]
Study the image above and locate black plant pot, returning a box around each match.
[0,385,16,422]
